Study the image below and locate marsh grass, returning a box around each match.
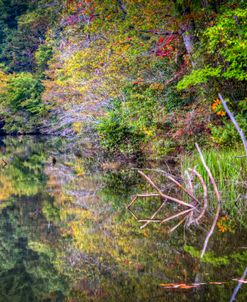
[182,147,247,225]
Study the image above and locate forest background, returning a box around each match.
[0,0,246,157]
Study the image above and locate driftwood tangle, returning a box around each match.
[128,144,221,258]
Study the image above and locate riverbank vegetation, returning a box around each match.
[0,1,246,227]
[0,2,246,299]
[0,1,245,152]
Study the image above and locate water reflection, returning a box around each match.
[0,136,246,301]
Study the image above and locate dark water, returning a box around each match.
[0,136,246,302]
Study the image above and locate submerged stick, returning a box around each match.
[169,216,187,233]
[138,219,162,223]
[218,93,247,157]
[160,208,193,224]
[196,144,221,258]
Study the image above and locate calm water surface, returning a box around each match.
[0,136,246,302]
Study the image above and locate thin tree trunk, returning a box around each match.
[218,93,247,157]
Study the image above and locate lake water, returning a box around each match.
[0,136,246,302]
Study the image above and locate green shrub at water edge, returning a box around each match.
[96,85,160,154]
[0,72,46,133]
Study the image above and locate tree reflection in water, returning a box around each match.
[0,136,246,301]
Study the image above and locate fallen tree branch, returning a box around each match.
[128,147,222,257]
[164,174,200,205]
[196,143,221,258]
[138,170,195,208]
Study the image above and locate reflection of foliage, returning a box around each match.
[0,137,70,299]
[0,137,47,200]
[100,169,141,211]
[185,244,247,275]
[0,202,68,301]
[217,216,236,233]
[0,137,246,301]
[184,245,230,266]
[42,201,61,224]
[59,163,245,301]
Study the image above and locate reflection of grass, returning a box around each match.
[182,148,247,225]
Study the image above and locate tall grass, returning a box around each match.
[182,147,247,225]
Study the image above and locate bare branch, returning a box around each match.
[164,173,200,205]
[138,170,195,208]
[219,93,247,157]
[169,216,187,233]
[138,219,162,223]
[161,208,193,224]
[195,144,221,258]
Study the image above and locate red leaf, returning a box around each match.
[158,37,165,44]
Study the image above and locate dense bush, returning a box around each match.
[35,44,53,73]
[177,7,247,97]
[97,85,159,153]
[0,72,46,133]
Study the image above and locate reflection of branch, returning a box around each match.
[196,144,221,258]
[230,267,247,302]
[127,193,160,220]
[164,173,200,205]
[0,159,7,168]
[192,168,208,224]
[219,93,247,157]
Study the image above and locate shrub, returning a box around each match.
[35,44,53,72]
[96,85,161,154]
[0,72,46,133]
